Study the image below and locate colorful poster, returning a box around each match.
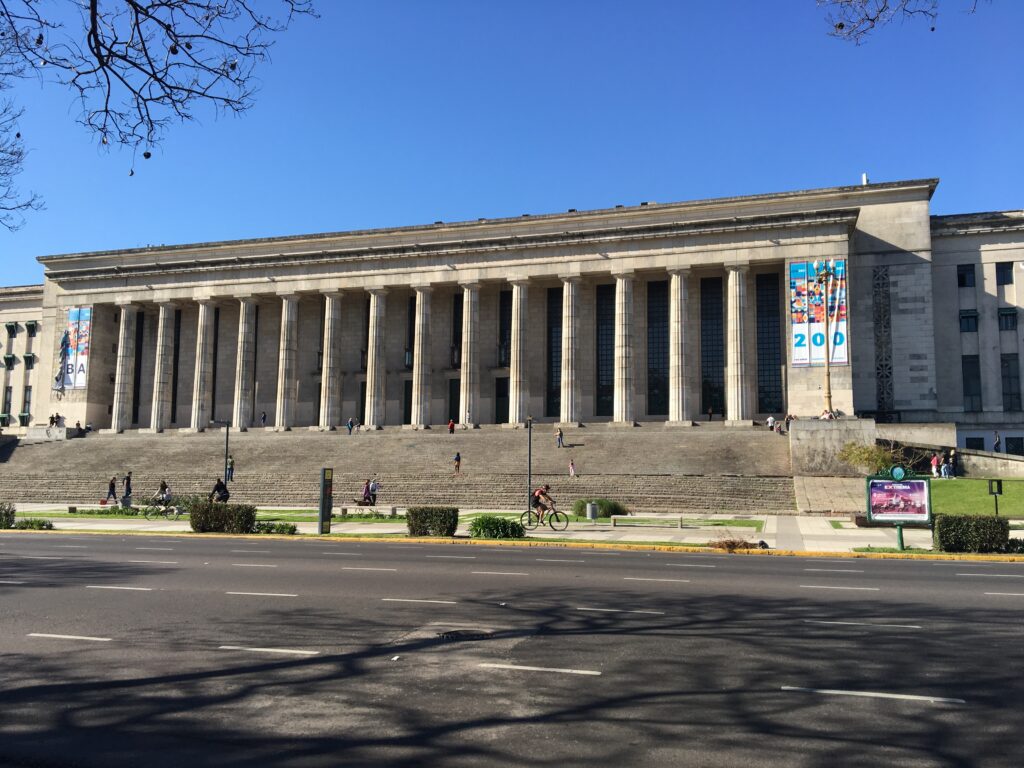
[867,479,931,523]
[55,307,91,390]
[789,260,848,367]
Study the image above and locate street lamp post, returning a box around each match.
[210,419,231,481]
[813,260,838,415]
[526,415,533,511]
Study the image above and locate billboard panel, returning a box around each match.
[789,260,848,367]
[867,478,932,524]
[55,307,91,390]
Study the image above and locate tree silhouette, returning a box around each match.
[819,0,985,43]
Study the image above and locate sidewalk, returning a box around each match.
[9,504,936,553]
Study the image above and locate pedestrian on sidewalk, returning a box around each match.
[369,476,380,504]
[555,427,564,448]
[260,411,267,428]
[930,452,940,478]
[568,459,576,478]
[346,417,354,435]
[361,479,371,504]
[766,415,775,430]
[122,472,133,503]
[226,454,235,482]
[994,431,1002,453]
[453,452,461,475]
[707,406,714,421]
[106,475,118,504]
[949,448,959,478]
[940,456,950,479]
[448,419,455,434]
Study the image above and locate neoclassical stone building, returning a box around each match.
[2,178,1022,450]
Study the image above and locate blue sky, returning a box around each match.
[3,0,1022,286]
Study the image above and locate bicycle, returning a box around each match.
[520,504,569,532]
[142,504,182,521]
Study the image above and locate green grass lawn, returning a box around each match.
[930,479,1024,518]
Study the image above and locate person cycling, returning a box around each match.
[209,478,230,503]
[531,484,555,522]
[152,480,172,507]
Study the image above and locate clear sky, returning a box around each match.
[2,0,1022,286]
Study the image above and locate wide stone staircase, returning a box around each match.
[0,424,796,513]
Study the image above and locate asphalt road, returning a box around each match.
[1,533,1022,767]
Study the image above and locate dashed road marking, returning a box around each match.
[803,568,865,573]
[781,686,964,705]
[342,566,397,572]
[800,585,879,591]
[231,563,278,568]
[666,563,716,568]
[28,633,112,642]
[226,591,298,597]
[537,559,585,563]
[577,607,665,615]
[984,592,1024,597]
[135,547,174,551]
[86,585,152,591]
[472,571,529,576]
[127,560,178,565]
[426,555,476,560]
[623,577,689,583]
[219,645,318,656]
[803,619,921,629]
[382,598,458,604]
[478,663,600,676]
[958,573,1024,578]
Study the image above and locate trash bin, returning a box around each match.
[586,502,598,520]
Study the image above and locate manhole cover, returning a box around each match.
[436,629,492,642]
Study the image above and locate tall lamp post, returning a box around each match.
[813,259,838,415]
[210,419,231,481]
[526,415,533,511]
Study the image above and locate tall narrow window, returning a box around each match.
[405,296,415,369]
[131,311,145,425]
[999,308,1018,331]
[700,277,725,416]
[498,290,512,367]
[546,286,563,418]
[756,273,783,414]
[962,355,982,412]
[1002,354,1021,412]
[997,262,1014,286]
[959,310,978,333]
[2,385,11,415]
[170,309,182,424]
[451,292,463,369]
[595,284,615,417]
[957,264,976,288]
[646,280,669,416]
[21,385,31,415]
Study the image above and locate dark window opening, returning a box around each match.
[448,378,460,423]
[700,277,725,416]
[210,307,220,422]
[997,261,1014,286]
[494,376,509,423]
[959,310,978,333]
[1002,353,1021,412]
[965,437,985,450]
[999,308,1018,331]
[405,295,416,369]
[1006,437,1024,456]
[546,287,562,418]
[170,309,182,424]
[957,264,976,288]
[962,355,982,412]
[646,280,669,416]
[595,284,615,417]
[402,379,413,424]
[498,290,512,367]
[756,273,783,414]
[131,312,145,425]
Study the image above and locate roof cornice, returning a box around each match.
[931,210,1024,237]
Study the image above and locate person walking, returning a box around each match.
[106,475,118,504]
[260,411,267,428]
[555,427,564,448]
[369,477,380,504]
[122,471,133,504]
[346,417,354,435]
[707,406,714,421]
[568,459,576,478]
[949,448,959,478]
[940,456,950,479]
[226,454,235,482]
[930,452,940,478]
[361,479,371,504]
[994,431,1002,453]
[453,451,461,475]
[766,415,775,431]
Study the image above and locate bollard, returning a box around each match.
[586,502,598,520]
[895,524,905,552]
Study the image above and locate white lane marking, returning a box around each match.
[800,585,880,591]
[804,568,865,573]
[577,607,665,615]
[231,563,278,568]
[426,555,476,560]
[478,662,600,676]
[13,555,63,560]
[342,566,397,572]
[28,633,112,642]
[623,577,689,583]
[803,620,921,630]
[587,552,622,556]
[54,545,88,549]
[127,560,178,565]
[231,550,271,554]
[323,552,362,556]
[382,598,458,605]
[135,547,174,551]
[958,573,1024,578]
[219,645,318,656]
[472,571,529,576]
[537,558,585,563]
[781,686,964,705]
[985,592,1024,597]
[226,591,298,597]
[0,579,26,584]
[86,585,153,591]
[666,563,716,568]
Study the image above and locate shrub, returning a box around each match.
[406,506,459,537]
[254,521,298,535]
[171,495,206,516]
[13,518,54,530]
[933,513,1009,553]
[709,537,755,553]
[0,502,15,529]
[571,498,628,518]
[469,515,525,539]
[1005,538,1024,554]
[188,501,257,534]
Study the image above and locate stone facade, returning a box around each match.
[2,179,1023,450]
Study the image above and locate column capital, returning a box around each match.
[320,290,345,300]
[367,287,389,297]
[612,270,635,281]
[195,297,216,307]
[558,275,583,285]
[667,267,692,278]
[155,300,180,309]
[412,285,433,296]
[459,281,482,291]
[509,279,530,288]
[725,263,750,274]
[276,293,301,303]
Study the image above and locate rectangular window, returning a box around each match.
[402,379,413,424]
[595,284,615,417]
[494,376,509,423]
[21,385,31,414]
[25,321,37,337]
[962,355,982,412]
[700,277,725,416]
[546,287,562,418]
[24,353,35,370]
[2,385,11,414]
[646,280,669,416]
[170,308,182,424]
[448,377,460,423]
[405,296,416,369]
[999,308,1018,331]
[451,292,463,368]
[131,311,146,425]
[965,437,985,451]
[957,264,976,288]
[1007,437,1024,457]
[755,273,783,414]
[959,310,978,333]
[1002,354,1021,412]
[498,290,512,367]
[997,262,1014,286]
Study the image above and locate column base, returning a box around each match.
[98,428,123,435]
[557,422,584,428]
[723,419,756,427]
[364,424,384,431]
[139,428,165,434]
[664,420,695,427]
[609,421,638,428]
[501,422,528,429]
[275,426,293,432]
[402,424,431,430]
[178,427,205,434]
[460,423,480,429]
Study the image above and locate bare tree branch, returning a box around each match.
[818,0,986,43]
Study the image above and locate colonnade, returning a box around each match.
[108,267,758,432]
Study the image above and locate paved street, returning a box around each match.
[2,532,1023,767]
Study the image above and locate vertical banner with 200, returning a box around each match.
[789,260,848,367]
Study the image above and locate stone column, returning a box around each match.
[275,295,299,431]
[319,293,343,430]
[668,269,690,423]
[190,300,215,432]
[231,298,256,431]
[560,276,581,424]
[149,303,175,432]
[364,289,387,428]
[613,273,636,424]
[459,283,479,427]
[509,280,529,424]
[410,287,432,428]
[111,304,138,433]
[726,264,751,421]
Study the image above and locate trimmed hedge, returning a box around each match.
[0,502,15,529]
[469,515,525,539]
[932,513,1009,553]
[254,521,298,535]
[407,506,459,537]
[571,498,628,518]
[1004,538,1024,554]
[13,518,53,530]
[188,501,257,534]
